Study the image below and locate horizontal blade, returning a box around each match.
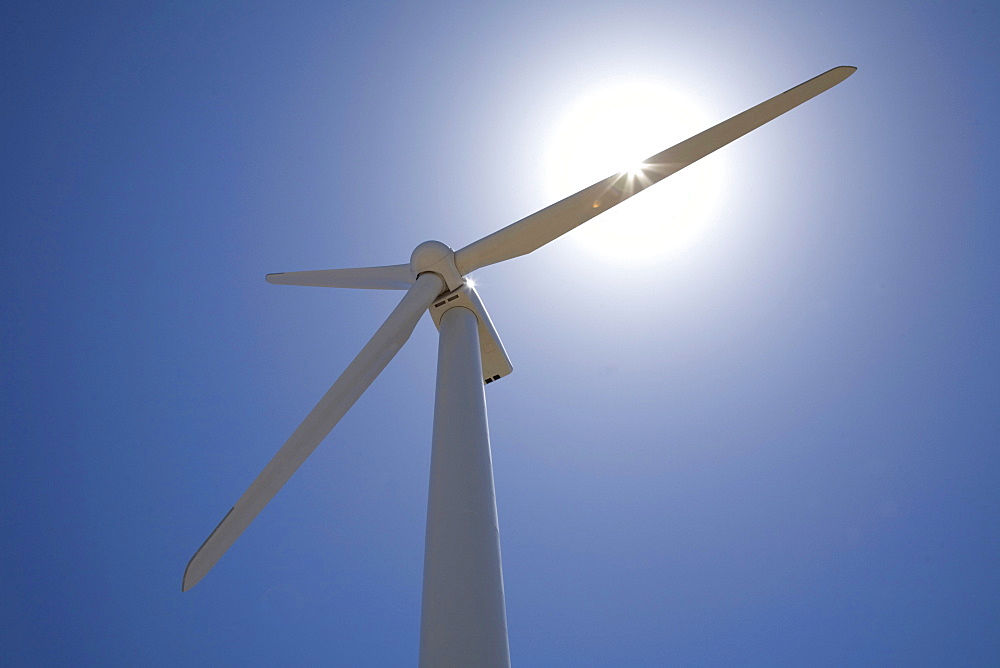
[182,271,445,591]
[266,264,415,290]
[455,65,856,274]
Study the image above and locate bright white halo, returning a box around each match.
[543,80,726,263]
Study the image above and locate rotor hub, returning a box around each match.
[410,240,465,291]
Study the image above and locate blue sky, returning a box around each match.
[3,1,998,665]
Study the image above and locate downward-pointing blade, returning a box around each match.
[454,65,856,274]
[182,272,445,591]
[266,264,415,290]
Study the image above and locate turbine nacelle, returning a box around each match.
[428,281,513,384]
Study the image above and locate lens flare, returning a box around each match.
[544,80,726,263]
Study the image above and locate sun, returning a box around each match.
[543,79,726,263]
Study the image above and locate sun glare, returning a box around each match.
[544,80,726,263]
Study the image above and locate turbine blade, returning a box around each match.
[454,65,857,274]
[182,272,445,591]
[266,264,415,290]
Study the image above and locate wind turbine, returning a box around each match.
[184,65,856,666]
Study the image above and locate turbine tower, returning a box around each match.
[184,66,856,667]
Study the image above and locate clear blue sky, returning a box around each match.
[3,1,998,665]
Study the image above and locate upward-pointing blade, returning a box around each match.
[454,65,856,274]
[182,272,445,592]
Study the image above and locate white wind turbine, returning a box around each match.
[184,66,856,666]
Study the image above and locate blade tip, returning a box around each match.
[830,65,858,80]
[181,560,200,592]
[182,540,212,592]
[182,506,235,592]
